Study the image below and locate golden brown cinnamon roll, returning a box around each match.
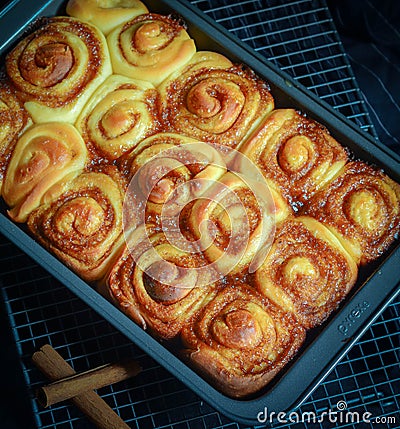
[159,63,274,154]
[161,50,233,78]
[304,161,400,265]
[75,74,160,161]
[0,81,32,191]
[66,0,149,35]
[107,13,196,86]
[239,109,348,205]
[107,231,220,339]
[2,122,87,222]
[187,172,289,276]
[255,216,358,329]
[27,169,125,282]
[6,17,112,123]
[181,284,306,398]
[120,133,227,229]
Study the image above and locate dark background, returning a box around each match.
[328,0,400,155]
[0,0,399,428]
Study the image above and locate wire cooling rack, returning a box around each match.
[1,0,399,428]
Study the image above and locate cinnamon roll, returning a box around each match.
[66,0,149,35]
[2,122,87,222]
[107,13,196,86]
[181,284,306,398]
[160,51,233,79]
[255,216,358,329]
[187,171,288,276]
[239,109,348,206]
[120,133,227,229]
[159,63,274,154]
[0,80,31,191]
[6,17,112,123]
[27,169,125,282]
[107,231,220,339]
[75,74,160,161]
[304,161,400,265]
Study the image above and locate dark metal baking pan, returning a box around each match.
[0,0,399,425]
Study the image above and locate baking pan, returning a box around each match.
[0,0,399,425]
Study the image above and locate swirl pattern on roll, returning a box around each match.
[0,81,32,190]
[6,17,112,123]
[66,0,149,35]
[120,133,227,229]
[107,13,196,86]
[187,172,286,275]
[255,216,358,329]
[181,284,306,398]
[108,230,219,339]
[239,109,348,205]
[159,64,274,153]
[76,74,160,161]
[27,169,125,282]
[2,122,87,222]
[304,161,400,264]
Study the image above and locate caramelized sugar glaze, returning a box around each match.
[0,0,399,399]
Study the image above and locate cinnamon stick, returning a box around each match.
[32,344,138,429]
[36,359,141,407]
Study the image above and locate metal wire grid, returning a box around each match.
[1,239,399,429]
[189,0,376,137]
[0,0,399,428]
